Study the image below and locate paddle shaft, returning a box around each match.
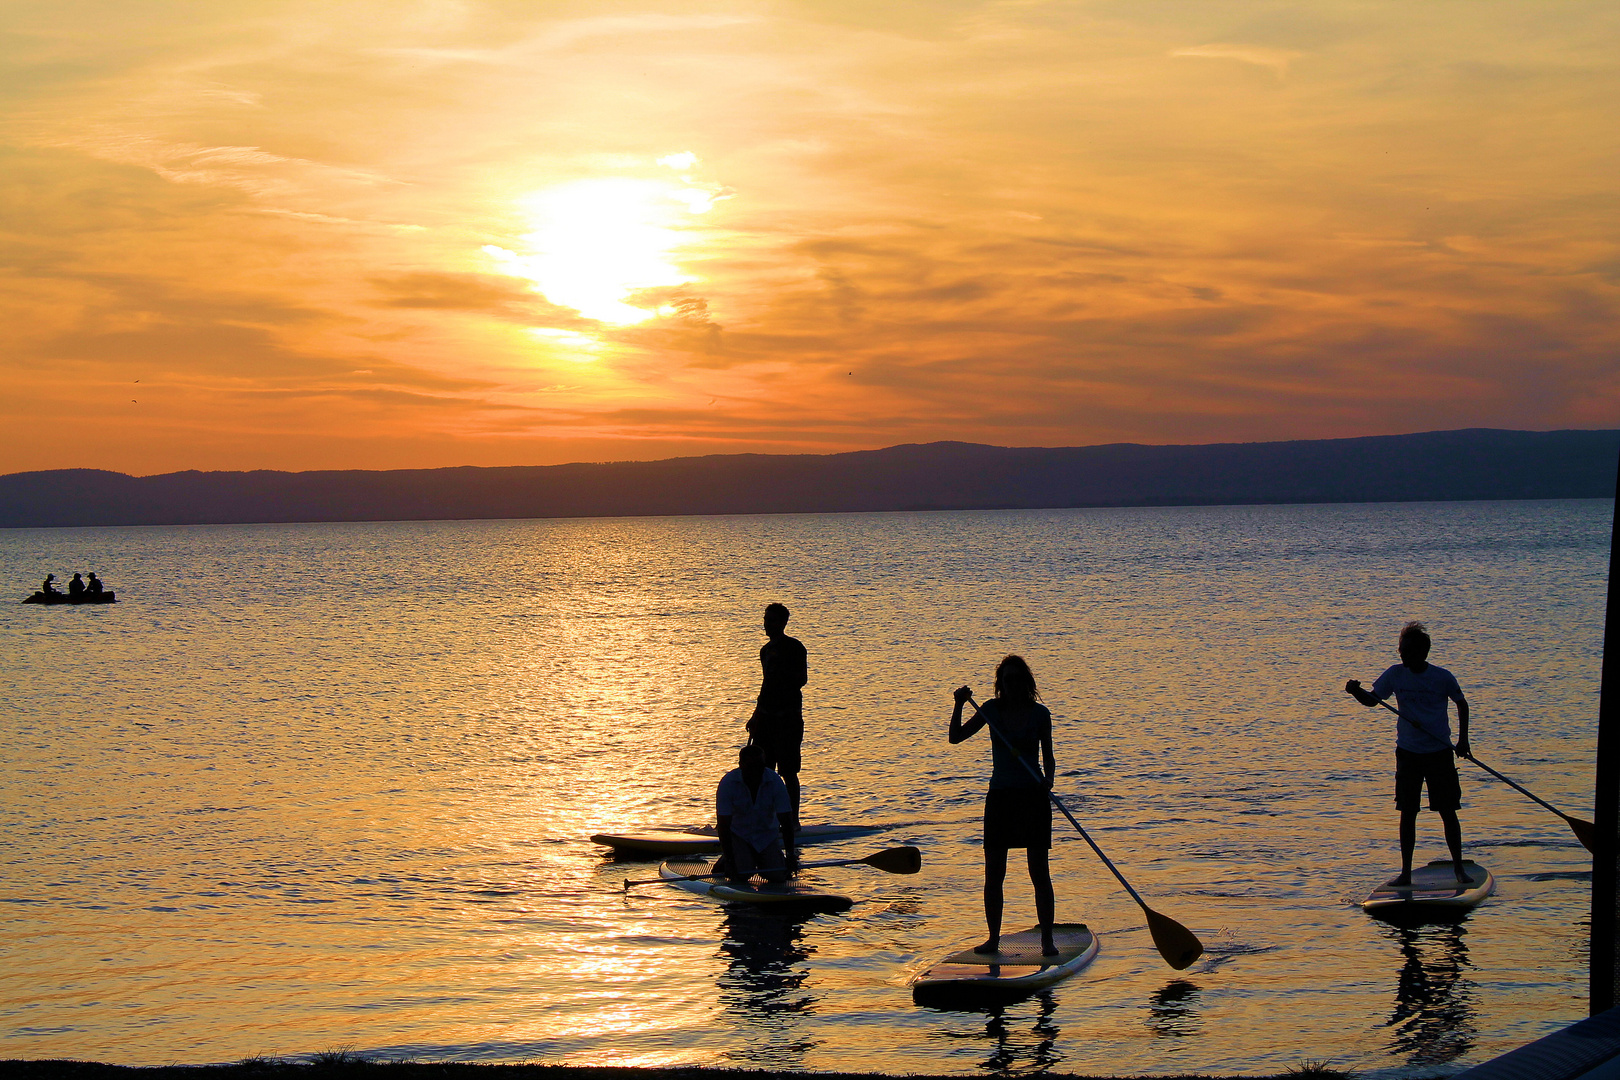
[625,852,894,889]
[1368,695,1580,820]
[964,697,1150,910]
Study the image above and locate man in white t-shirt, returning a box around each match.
[1346,621,1473,886]
[716,744,798,883]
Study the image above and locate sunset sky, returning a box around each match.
[3,0,1618,474]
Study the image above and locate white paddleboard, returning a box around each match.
[911,923,1099,1007]
[658,857,853,912]
[592,823,881,856]
[1362,858,1495,916]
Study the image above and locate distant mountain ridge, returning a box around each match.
[2,428,1615,529]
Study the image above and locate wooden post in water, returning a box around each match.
[1593,448,1620,1015]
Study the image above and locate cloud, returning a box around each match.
[369,272,595,328]
[1,0,1616,473]
[63,134,395,200]
[1170,43,1303,77]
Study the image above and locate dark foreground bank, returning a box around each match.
[0,1060,1356,1080]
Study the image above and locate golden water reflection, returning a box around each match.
[0,501,1608,1074]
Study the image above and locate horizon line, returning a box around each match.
[9,424,1618,481]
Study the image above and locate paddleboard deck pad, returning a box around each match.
[658,858,854,912]
[593,823,882,856]
[1362,859,1495,916]
[912,923,1098,1007]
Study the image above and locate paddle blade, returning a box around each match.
[1568,815,1598,855]
[862,846,922,874]
[1144,906,1203,970]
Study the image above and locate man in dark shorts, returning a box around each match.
[1346,621,1473,886]
[746,602,807,811]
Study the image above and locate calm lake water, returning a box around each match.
[1,500,1612,1076]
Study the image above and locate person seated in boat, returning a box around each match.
[41,574,60,596]
[1346,621,1472,887]
[715,743,798,884]
[68,573,86,598]
[86,573,103,596]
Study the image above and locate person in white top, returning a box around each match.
[716,744,798,883]
[1346,621,1473,886]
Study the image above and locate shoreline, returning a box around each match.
[0,1061,1360,1080]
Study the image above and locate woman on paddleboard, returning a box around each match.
[949,655,1057,957]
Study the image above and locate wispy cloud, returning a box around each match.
[1170,43,1303,77]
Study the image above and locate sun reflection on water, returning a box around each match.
[0,502,1607,1074]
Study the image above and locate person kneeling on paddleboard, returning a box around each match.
[950,655,1059,957]
[1346,621,1473,887]
[716,743,799,884]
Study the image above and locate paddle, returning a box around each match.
[622,845,922,890]
[1351,688,1596,854]
[964,696,1203,970]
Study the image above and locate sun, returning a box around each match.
[485,163,719,326]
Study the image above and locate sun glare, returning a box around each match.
[485,164,718,326]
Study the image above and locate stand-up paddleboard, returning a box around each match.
[1362,858,1495,917]
[658,858,854,912]
[592,823,883,856]
[911,923,1099,1007]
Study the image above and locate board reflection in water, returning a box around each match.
[716,908,816,1068]
[1382,922,1477,1067]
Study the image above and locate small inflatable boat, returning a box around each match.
[23,591,117,605]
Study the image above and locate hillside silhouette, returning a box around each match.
[3,428,1615,529]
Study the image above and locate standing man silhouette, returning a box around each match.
[746,602,807,813]
[1346,621,1473,886]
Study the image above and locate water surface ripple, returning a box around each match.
[0,501,1611,1076]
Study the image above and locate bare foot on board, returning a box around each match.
[973,938,1000,955]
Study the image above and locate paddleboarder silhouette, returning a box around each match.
[1347,621,1473,887]
[746,602,807,812]
[950,654,1058,957]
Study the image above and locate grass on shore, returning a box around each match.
[0,1055,1360,1080]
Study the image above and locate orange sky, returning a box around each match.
[3,1,1618,474]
